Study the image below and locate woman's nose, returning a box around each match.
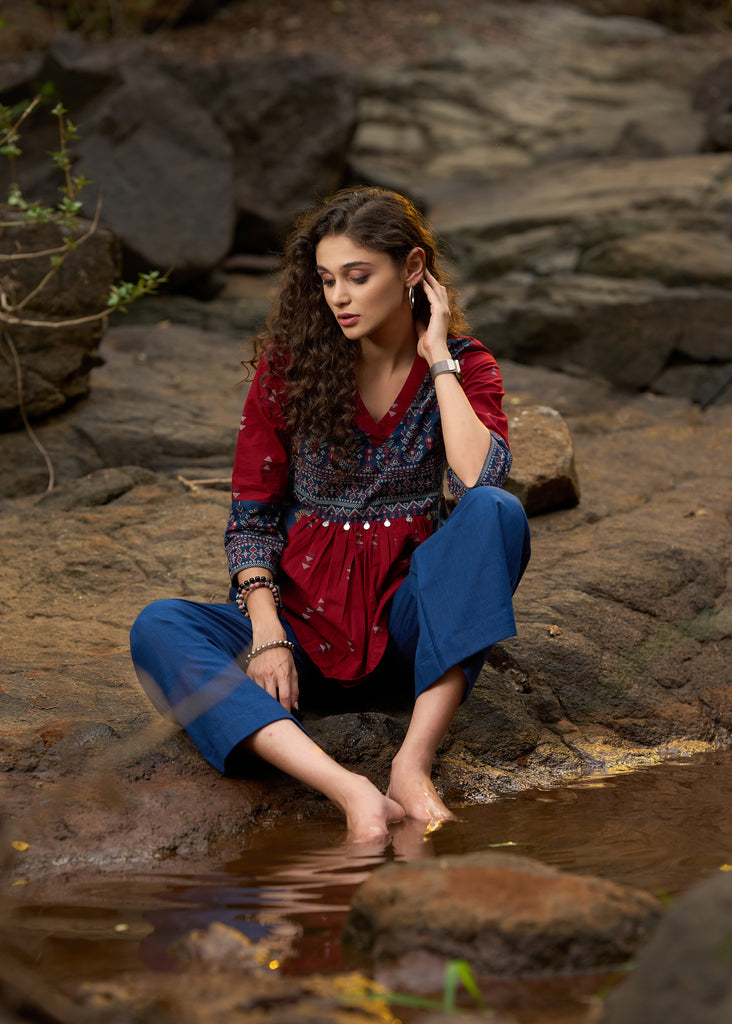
[332,280,349,305]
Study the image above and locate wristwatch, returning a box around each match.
[430,358,462,382]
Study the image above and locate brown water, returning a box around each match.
[7,748,732,1022]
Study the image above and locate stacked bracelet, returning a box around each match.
[236,576,282,617]
[244,639,296,670]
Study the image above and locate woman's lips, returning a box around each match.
[338,314,359,327]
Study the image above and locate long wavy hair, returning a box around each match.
[249,186,468,471]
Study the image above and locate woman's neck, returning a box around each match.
[357,320,419,374]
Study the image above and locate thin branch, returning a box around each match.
[178,474,231,495]
[0,242,73,262]
[1,330,55,494]
[0,215,63,228]
[0,302,110,330]
[0,96,40,149]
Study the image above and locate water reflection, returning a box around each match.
[6,749,732,1010]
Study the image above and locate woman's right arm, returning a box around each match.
[235,568,299,713]
[225,359,299,712]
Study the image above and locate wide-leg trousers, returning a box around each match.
[129,486,530,775]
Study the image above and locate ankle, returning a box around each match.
[391,747,432,779]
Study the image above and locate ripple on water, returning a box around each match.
[5,748,732,1022]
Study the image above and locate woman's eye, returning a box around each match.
[351,275,370,285]
[321,278,334,288]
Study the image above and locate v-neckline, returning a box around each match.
[354,354,429,443]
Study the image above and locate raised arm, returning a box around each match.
[417,269,510,489]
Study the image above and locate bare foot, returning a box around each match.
[387,757,457,827]
[339,774,406,843]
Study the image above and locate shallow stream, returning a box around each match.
[7,748,732,1022]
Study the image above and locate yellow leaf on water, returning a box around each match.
[114,924,129,933]
[719,864,732,871]
[11,879,29,886]
[11,841,29,852]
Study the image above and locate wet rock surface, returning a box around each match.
[344,851,662,973]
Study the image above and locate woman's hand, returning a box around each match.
[237,574,299,712]
[247,636,300,713]
[415,268,451,366]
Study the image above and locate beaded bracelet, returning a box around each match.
[235,577,282,617]
[244,639,296,670]
[238,575,271,592]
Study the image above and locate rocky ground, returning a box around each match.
[1,1,732,1021]
[1,283,730,875]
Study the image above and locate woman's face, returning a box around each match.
[315,234,416,346]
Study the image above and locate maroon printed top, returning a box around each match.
[225,336,511,682]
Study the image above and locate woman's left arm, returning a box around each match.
[417,269,501,488]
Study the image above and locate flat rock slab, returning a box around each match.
[344,851,662,974]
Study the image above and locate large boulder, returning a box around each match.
[0,36,359,277]
[205,53,359,252]
[344,851,661,974]
[0,33,235,282]
[0,212,120,427]
[600,872,732,1024]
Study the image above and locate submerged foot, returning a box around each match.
[340,774,406,843]
[387,758,457,827]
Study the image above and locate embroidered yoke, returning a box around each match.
[225,336,512,682]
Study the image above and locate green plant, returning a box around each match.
[342,958,489,1015]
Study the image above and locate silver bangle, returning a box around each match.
[244,639,296,670]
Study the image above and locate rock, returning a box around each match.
[466,273,732,395]
[75,61,234,279]
[0,212,120,427]
[2,37,358,276]
[343,851,662,973]
[348,4,712,197]
[503,405,580,516]
[38,0,231,31]
[564,0,728,30]
[577,230,732,288]
[599,872,732,1024]
[171,921,269,969]
[431,154,732,249]
[0,33,234,282]
[37,465,157,510]
[204,53,358,252]
[694,57,732,151]
[308,712,406,788]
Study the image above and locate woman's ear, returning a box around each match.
[404,247,426,286]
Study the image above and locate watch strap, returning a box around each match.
[430,358,462,381]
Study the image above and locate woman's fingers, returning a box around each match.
[248,649,300,712]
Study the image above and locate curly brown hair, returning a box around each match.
[249,187,468,471]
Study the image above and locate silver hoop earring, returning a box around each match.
[408,285,415,310]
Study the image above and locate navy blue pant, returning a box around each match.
[130,487,530,774]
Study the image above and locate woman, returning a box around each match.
[130,187,530,842]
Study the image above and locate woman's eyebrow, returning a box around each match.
[316,260,374,272]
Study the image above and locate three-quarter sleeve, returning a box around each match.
[445,340,513,499]
[224,358,291,580]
